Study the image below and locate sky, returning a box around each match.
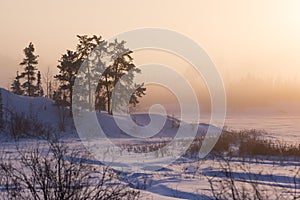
[0,0,300,112]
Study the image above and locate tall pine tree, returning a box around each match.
[19,42,39,96]
[98,39,146,114]
[76,35,104,111]
[55,50,81,115]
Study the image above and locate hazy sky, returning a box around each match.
[0,0,300,107]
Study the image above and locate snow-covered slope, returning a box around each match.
[96,113,223,138]
[1,88,57,123]
[0,88,223,138]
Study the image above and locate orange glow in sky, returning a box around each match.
[0,0,300,112]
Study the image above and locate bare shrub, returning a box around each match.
[0,141,140,200]
[185,129,300,158]
[8,111,55,140]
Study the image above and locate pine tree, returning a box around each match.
[56,35,104,113]
[98,39,146,114]
[54,35,146,115]
[75,35,104,111]
[11,71,24,95]
[19,42,39,96]
[55,50,81,115]
[36,71,43,96]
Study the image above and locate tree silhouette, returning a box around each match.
[11,71,24,95]
[99,39,146,114]
[55,50,81,116]
[36,70,43,96]
[18,42,39,96]
[55,35,146,115]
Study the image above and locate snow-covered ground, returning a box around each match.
[1,137,300,199]
[0,88,300,199]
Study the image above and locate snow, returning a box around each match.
[1,88,58,123]
[0,88,222,139]
[0,88,299,199]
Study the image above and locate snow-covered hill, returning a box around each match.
[1,88,60,125]
[0,88,223,139]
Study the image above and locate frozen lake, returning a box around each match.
[224,114,300,143]
[175,112,300,144]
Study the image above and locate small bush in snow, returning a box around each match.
[0,141,140,200]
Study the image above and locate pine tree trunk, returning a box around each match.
[105,75,111,115]
[27,70,30,96]
[69,87,73,117]
[87,64,92,112]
